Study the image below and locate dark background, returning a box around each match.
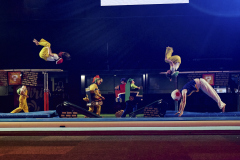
[0,0,239,114]
[0,0,240,71]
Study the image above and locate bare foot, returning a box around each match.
[33,39,39,45]
[178,111,183,117]
[174,112,180,115]
[222,104,226,113]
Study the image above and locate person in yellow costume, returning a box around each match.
[33,38,71,64]
[165,46,181,81]
[11,85,29,113]
[84,75,105,116]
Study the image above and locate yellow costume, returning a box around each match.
[11,90,29,113]
[88,83,102,115]
[38,39,57,61]
[165,47,181,65]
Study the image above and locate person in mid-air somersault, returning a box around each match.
[165,46,181,81]
[33,38,71,64]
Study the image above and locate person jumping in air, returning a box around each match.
[165,46,181,81]
[171,78,226,117]
[33,38,71,64]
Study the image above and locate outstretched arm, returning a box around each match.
[175,90,187,117]
[178,90,187,117]
[131,83,140,89]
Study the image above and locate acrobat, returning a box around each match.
[33,38,71,64]
[171,78,226,117]
[165,46,181,81]
[11,85,29,113]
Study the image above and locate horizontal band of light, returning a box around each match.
[101,0,189,6]
[159,70,240,74]
[1,126,240,131]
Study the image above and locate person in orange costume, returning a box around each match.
[11,85,29,113]
[85,75,105,116]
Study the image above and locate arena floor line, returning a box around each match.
[0,110,240,135]
[0,120,240,136]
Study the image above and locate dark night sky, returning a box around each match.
[0,0,240,71]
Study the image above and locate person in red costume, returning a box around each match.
[84,75,105,116]
[115,78,127,93]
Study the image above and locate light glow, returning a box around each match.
[101,0,189,6]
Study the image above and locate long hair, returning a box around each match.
[59,52,71,60]
[62,52,71,60]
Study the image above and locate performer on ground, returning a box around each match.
[33,38,71,64]
[171,78,226,117]
[11,85,29,113]
[115,78,127,93]
[84,75,105,116]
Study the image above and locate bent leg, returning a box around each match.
[174,62,180,71]
[95,105,101,116]
[121,107,128,117]
[199,78,226,109]
[88,106,94,113]
[22,102,29,113]
[39,47,50,61]
[11,102,23,113]
[121,102,132,117]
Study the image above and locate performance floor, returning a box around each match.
[0,110,240,159]
[0,110,240,136]
[0,135,240,160]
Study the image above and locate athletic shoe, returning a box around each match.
[171,71,179,77]
[56,58,63,64]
